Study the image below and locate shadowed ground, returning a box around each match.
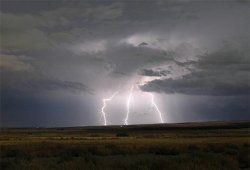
[0,121,249,169]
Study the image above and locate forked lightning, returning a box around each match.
[124,85,134,125]
[149,93,164,123]
[101,91,118,126]
[101,85,164,126]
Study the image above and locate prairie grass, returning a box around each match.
[0,122,249,169]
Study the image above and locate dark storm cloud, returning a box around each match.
[141,74,250,96]
[0,65,92,94]
[0,1,123,50]
[140,69,171,77]
[104,43,175,75]
[1,0,249,126]
[138,42,148,46]
[25,79,92,94]
[141,39,250,96]
[1,89,96,127]
[166,95,250,123]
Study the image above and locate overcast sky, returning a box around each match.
[0,0,249,127]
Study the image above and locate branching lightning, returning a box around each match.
[101,91,118,126]
[149,93,164,123]
[124,85,134,125]
[135,83,165,123]
[100,83,164,126]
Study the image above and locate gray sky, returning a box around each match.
[0,0,249,127]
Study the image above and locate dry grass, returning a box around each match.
[0,121,249,169]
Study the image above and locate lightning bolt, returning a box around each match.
[101,91,118,126]
[149,93,164,123]
[136,83,164,124]
[124,85,134,125]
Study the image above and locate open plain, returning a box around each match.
[0,121,249,169]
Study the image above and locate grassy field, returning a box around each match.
[0,121,249,169]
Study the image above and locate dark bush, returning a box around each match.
[116,132,129,137]
[0,160,16,170]
[224,149,238,155]
[188,145,200,152]
[243,143,250,148]
[105,144,117,150]
[238,149,249,169]
[224,144,239,155]
[226,144,238,150]
[204,144,225,153]
[57,146,87,163]
[87,146,99,155]
[5,149,31,161]
[149,147,179,155]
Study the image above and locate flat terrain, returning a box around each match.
[0,121,249,169]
